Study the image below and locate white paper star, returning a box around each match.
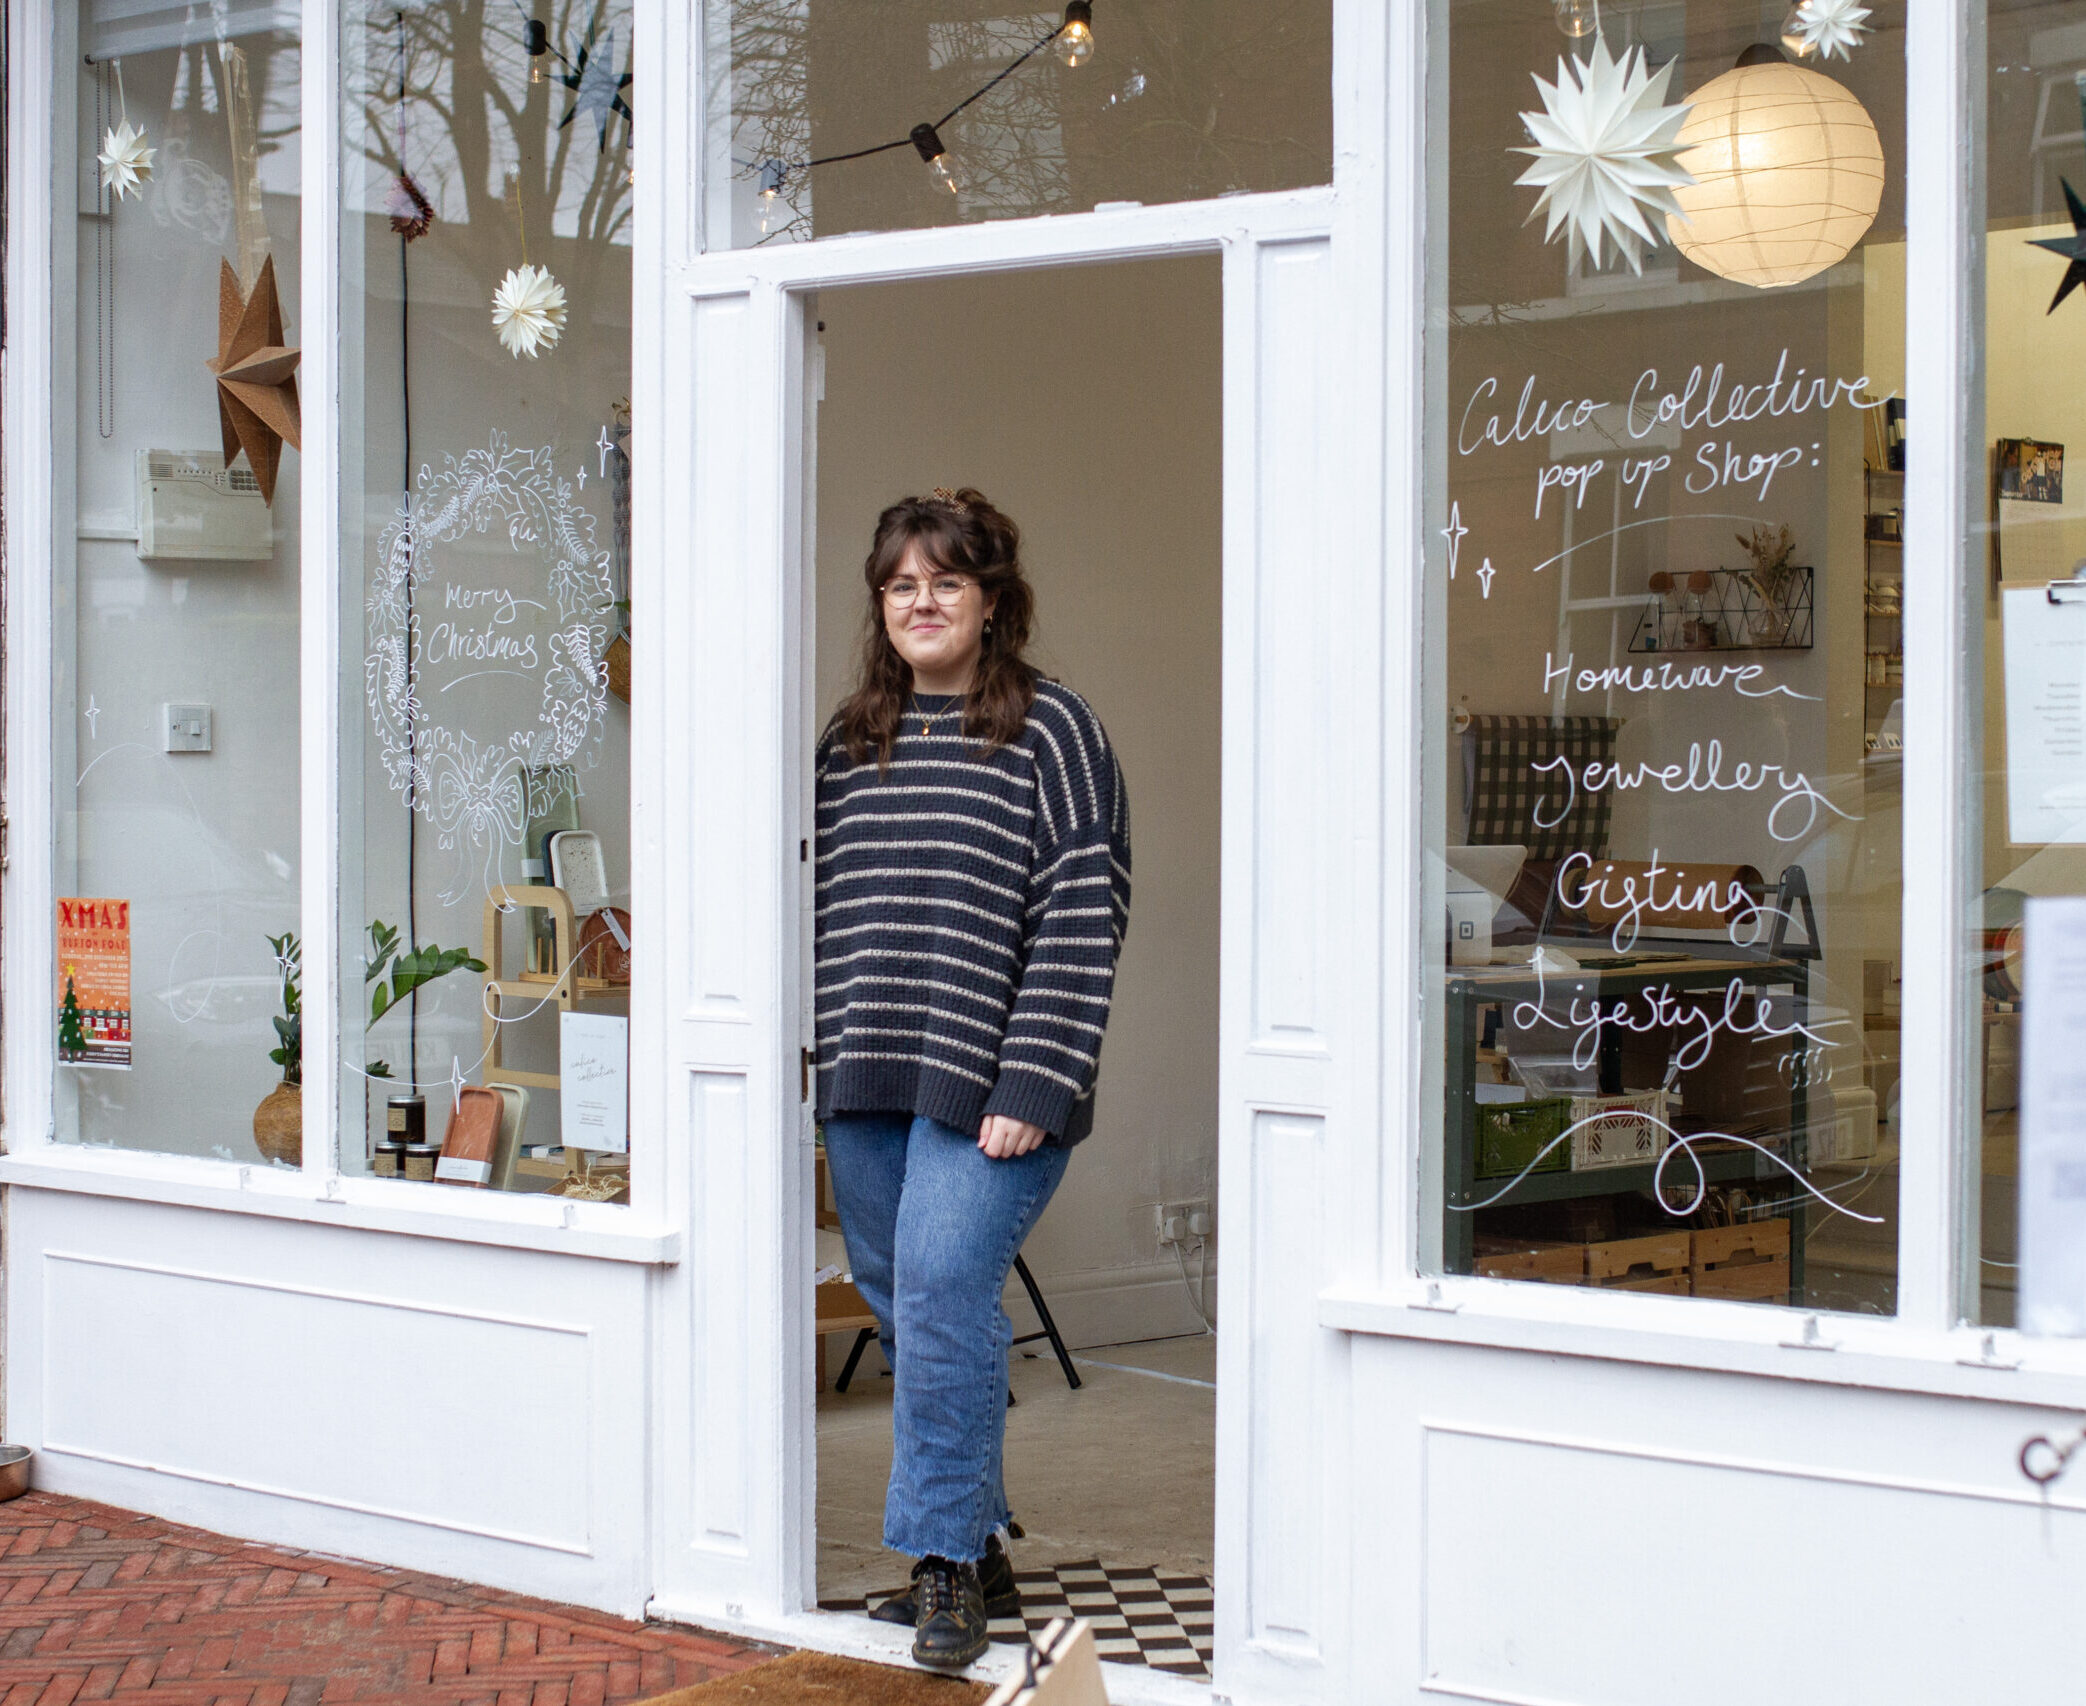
[1514,36,1696,274]
[98,119,156,202]
[491,264,568,358]
[1784,0,1871,61]
[1477,558,1496,598]
[1443,502,1468,580]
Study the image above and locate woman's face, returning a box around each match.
[881,541,998,689]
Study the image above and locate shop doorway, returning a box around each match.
[804,253,1223,1681]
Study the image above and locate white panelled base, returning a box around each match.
[7,1190,652,1612]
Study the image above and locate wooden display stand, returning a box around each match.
[482,884,629,1196]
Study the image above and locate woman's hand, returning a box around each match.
[978,1115,1048,1159]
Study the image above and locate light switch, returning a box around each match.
[162,702,213,754]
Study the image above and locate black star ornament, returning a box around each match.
[559,24,633,149]
[2032,178,2086,314]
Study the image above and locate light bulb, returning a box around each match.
[1780,3,1818,54]
[756,159,786,233]
[526,18,549,82]
[910,122,962,196]
[1553,0,1597,37]
[1056,1,1095,67]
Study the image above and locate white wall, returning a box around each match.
[813,256,1222,1342]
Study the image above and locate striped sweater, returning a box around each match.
[814,680,1132,1146]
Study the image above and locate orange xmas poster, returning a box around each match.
[57,898,131,1069]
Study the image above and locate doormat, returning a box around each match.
[634,1649,992,1706]
[823,1561,1215,1680]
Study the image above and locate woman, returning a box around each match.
[816,488,1131,1670]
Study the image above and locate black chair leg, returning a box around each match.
[835,1326,877,1393]
[1010,1253,1082,1390]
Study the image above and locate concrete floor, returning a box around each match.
[816,1332,1217,1602]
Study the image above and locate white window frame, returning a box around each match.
[0,0,677,1266]
[1323,0,2086,1408]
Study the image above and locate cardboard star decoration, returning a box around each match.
[2032,179,2086,316]
[207,255,301,505]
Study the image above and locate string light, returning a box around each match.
[1056,1,1096,67]
[910,123,961,195]
[1554,0,1598,38]
[751,4,1096,213]
[526,17,548,83]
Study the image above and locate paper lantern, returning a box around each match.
[1665,47,1884,288]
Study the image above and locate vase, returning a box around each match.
[253,1080,302,1166]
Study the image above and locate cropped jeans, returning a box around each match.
[821,1112,1072,1564]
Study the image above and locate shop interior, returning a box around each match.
[808,256,1222,1680]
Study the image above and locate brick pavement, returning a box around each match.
[0,1492,778,1706]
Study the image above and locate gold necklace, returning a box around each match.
[915,696,961,738]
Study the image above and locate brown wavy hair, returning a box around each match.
[836,488,1039,770]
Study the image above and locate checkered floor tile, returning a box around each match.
[822,1560,1215,1680]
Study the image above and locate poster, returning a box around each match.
[559,1011,629,1154]
[2020,898,2086,1334]
[57,897,131,1069]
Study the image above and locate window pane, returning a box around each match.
[339,0,633,1198]
[1977,3,2086,1329]
[55,7,302,1158]
[1423,2,1905,1312]
[699,0,1331,250]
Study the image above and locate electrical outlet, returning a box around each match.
[1155,1199,1212,1247]
[161,702,213,754]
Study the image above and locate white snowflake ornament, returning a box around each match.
[1514,36,1696,274]
[97,119,156,202]
[1783,0,1872,62]
[490,264,567,358]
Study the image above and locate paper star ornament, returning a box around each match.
[2032,179,2086,315]
[207,256,301,505]
[1783,0,1872,62]
[1514,36,1696,274]
[559,25,633,148]
[491,263,567,358]
[98,119,156,202]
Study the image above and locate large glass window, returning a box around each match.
[54,4,303,1159]
[699,0,1332,249]
[1424,1,1906,1312]
[338,0,634,1199]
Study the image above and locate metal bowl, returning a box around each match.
[0,1447,33,1501]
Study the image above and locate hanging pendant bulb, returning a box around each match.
[1056,1,1096,67]
[1780,3,1817,54]
[910,122,962,196]
[757,159,787,234]
[1553,0,1598,37]
[526,18,549,84]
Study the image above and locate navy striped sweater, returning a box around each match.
[814,680,1132,1145]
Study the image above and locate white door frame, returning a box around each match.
[644,72,1389,1706]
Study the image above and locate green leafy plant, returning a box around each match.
[264,924,487,1084]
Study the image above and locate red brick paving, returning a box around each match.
[0,1493,777,1706]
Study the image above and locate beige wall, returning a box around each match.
[813,256,1223,1334]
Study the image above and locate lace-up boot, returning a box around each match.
[910,1554,989,1669]
[872,1531,1019,1626]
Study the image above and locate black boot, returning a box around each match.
[872,1531,1019,1625]
[910,1554,989,1669]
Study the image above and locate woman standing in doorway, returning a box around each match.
[816,488,1132,1670]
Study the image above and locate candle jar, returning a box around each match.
[403,1143,441,1182]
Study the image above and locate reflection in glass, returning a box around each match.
[55,6,303,1160]
[1426,2,1906,1312]
[340,0,633,1200]
[702,0,1332,248]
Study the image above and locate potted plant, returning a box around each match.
[253,924,488,1166]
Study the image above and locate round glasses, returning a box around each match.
[883,573,975,608]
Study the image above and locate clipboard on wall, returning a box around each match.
[2001,577,2086,843]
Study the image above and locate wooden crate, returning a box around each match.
[1692,1219,1792,1301]
[1585,1230,1691,1292]
[1473,1242,1584,1285]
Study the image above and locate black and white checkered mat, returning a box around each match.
[821,1559,1216,1680]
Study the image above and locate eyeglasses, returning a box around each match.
[883,574,975,608]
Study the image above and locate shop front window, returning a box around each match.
[699,0,1332,250]
[1424,0,1905,1312]
[54,4,303,1159]
[338,0,634,1199]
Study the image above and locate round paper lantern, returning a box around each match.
[1665,47,1884,288]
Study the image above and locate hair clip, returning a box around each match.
[931,487,970,514]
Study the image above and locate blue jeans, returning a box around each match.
[821,1112,1072,1563]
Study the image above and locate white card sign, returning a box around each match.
[2002,586,2086,843]
[559,1011,629,1154]
[2019,897,2086,1334]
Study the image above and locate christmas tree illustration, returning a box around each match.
[58,973,87,1060]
